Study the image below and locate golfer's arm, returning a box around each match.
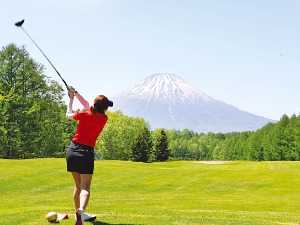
[75,92,90,110]
[66,98,75,119]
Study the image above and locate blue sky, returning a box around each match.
[2,0,300,120]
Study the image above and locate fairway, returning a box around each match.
[1,160,300,225]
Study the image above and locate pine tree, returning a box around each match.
[131,126,152,162]
[153,129,169,161]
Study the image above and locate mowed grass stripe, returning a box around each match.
[1,159,300,225]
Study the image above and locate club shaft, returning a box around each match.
[20,27,69,90]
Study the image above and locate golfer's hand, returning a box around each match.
[69,86,76,93]
[69,86,78,95]
[68,88,75,99]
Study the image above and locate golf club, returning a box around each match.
[15,19,70,91]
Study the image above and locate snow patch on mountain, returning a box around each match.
[125,73,213,104]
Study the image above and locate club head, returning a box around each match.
[15,19,25,27]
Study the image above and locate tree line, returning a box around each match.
[1,44,299,161]
[165,114,300,161]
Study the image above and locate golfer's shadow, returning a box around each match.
[91,221,142,225]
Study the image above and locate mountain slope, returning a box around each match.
[114,73,271,132]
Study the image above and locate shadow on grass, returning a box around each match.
[91,221,143,225]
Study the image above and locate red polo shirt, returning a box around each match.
[72,109,108,148]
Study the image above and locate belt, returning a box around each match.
[72,141,94,151]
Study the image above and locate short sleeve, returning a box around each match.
[73,111,85,121]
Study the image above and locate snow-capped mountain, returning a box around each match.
[114,73,272,133]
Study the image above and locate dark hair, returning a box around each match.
[91,95,113,114]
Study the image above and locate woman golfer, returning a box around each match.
[66,88,113,225]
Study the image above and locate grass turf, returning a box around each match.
[1,159,300,225]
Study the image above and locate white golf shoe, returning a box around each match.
[81,212,96,222]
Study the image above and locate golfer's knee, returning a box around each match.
[80,183,91,192]
[79,183,89,195]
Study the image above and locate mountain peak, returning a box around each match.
[146,73,184,82]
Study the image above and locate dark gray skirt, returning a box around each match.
[66,142,94,174]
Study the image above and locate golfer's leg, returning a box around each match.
[79,174,93,211]
[72,172,81,210]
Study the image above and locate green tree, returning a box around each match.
[153,129,169,161]
[131,125,152,162]
[0,44,66,158]
[97,111,148,160]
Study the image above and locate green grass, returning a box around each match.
[1,159,300,225]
